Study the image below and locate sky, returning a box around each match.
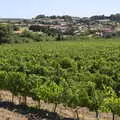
[0,0,120,18]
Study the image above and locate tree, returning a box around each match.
[56,32,63,41]
[35,14,46,19]
[62,15,73,23]
[64,25,75,35]
[50,15,57,19]
[11,24,20,31]
[0,24,12,44]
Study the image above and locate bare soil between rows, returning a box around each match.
[0,101,77,120]
[0,91,120,120]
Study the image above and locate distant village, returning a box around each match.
[1,14,120,38]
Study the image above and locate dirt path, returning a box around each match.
[0,91,120,120]
[0,108,27,120]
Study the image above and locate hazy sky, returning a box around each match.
[0,0,120,18]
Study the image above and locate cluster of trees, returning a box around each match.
[29,25,62,37]
[0,24,12,44]
[35,14,72,22]
[0,41,120,120]
[21,29,56,41]
[0,24,59,44]
[0,24,30,44]
[29,24,77,39]
[90,13,120,21]
[29,25,65,40]
[35,13,120,23]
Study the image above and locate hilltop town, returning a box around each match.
[1,14,120,38]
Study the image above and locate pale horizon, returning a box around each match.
[0,0,120,18]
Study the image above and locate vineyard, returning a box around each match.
[0,38,120,119]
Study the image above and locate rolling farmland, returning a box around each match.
[0,39,120,119]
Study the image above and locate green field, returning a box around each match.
[0,38,120,118]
